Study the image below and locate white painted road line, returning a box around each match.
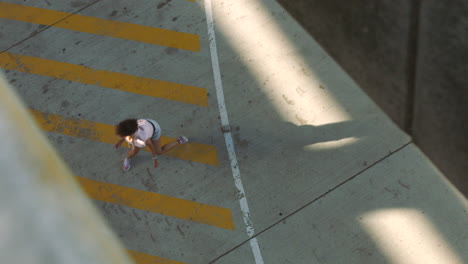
[204,0,265,263]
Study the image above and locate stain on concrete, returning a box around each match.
[61,100,70,108]
[301,67,311,76]
[100,203,110,215]
[176,225,185,238]
[131,209,142,221]
[41,84,49,94]
[165,47,178,55]
[356,247,374,257]
[234,133,249,148]
[172,17,178,21]
[71,1,87,8]
[398,180,410,189]
[56,136,63,145]
[296,86,306,95]
[110,10,118,17]
[384,187,400,199]
[118,205,127,214]
[157,0,173,9]
[282,94,295,105]
[142,171,159,192]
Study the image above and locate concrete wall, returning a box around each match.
[276,0,468,195]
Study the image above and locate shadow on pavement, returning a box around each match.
[199,0,468,263]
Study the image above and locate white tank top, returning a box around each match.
[124,119,154,148]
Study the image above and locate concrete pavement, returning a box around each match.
[276,0,468,195]
[1,0,467,263]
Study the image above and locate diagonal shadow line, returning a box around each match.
[208,141,412,263]
[0,0,102,55]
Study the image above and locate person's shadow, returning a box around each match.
[232,119,384,159]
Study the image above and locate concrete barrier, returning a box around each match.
[0,72,133,264]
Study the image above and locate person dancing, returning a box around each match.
[114,118,188,171]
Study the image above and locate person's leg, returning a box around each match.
[123,147,140,171]
[148,120,188,155]
[153,136,188,155]
[153,139,177,155]
[126,146,140,159]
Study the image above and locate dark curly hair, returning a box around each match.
[115,119,138,137]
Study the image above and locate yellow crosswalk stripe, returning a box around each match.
[0,52,208,107]
[0,2,200,51]
[129,250,186,264]
[77,176,234,230]
[30,109,220,166]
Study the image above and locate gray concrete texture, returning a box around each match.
[214,144,468,264]
[276,0,468,196]
[1,0,467,263]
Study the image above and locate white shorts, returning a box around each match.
[146,119,162,141]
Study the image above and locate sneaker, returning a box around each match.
[177,136,189,144]
[122,158,130,171]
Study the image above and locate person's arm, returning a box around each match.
[145,139,159,168]
[114,138,124,149]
